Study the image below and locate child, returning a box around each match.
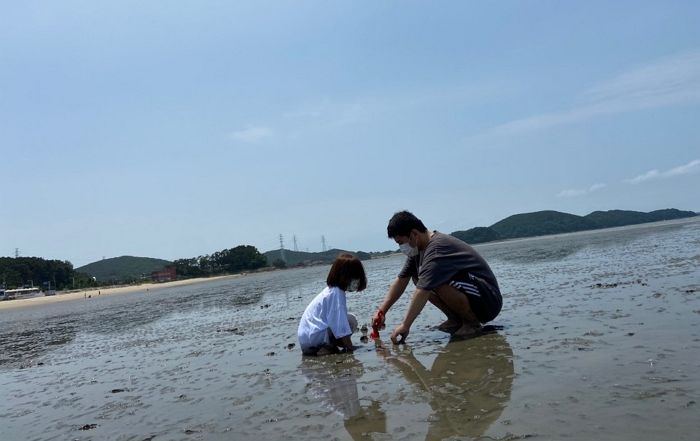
[298,253,367,355]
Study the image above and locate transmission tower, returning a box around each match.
[321,235,327,252]
[15,248,19,258]
[279,234,287,262]
[293,235,298,252]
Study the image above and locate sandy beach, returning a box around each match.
[0,274,243,311]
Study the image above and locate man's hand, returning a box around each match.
[390,322,410,344]
[389,288,430,345]
[372,309,386,330]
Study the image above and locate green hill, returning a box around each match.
[489,210,598,239]
[450,208,697,245]
[646,208,697,222]
[451,227,503,244]
[584,209,651,227]
[77,256,172,282]
[585,208,697,228]
[263,248,371,267]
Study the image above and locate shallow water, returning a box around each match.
[1,218,699,440]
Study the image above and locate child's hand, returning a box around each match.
[340,336,354,352]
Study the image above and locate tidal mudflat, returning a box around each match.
[1,218,699,440]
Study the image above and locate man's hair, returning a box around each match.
[326,253,368,292]
[387,210,427,238]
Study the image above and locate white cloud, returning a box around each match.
[229,126,273,143]
[583,51,700,104]
[666,158,700,177]
[557,183,607,198]
[626,169,661,184]
[557,189,586,198]
[283,81,512,138]
[626,159,700,184]
[479,50,700,137]
[282,100,365,139]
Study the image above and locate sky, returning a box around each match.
[1,1,699,267]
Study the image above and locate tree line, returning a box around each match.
[1,245,268,290]
[0,257,95,291]
[173,245,267,277]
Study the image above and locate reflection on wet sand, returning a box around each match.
[301,356,387,440]
[0,323,77,368]
[380,332,514,440]
[486,239,585,264]
[301,332,514,440]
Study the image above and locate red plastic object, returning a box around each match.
[370,310,384,340]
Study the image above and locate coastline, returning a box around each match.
[472,215,700,249]
[3,218,695,313]
[0,274,243,312]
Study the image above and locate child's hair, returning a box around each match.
[326,253,367,292]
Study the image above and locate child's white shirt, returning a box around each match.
[298,286,351,351]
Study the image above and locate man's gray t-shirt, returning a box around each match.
[398,232,499,292]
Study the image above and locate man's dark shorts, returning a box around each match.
[448,270,502,323]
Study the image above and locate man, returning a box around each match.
[373,211,502,344]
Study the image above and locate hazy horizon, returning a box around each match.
[49,207,700,268]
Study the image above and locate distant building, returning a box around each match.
[151,266,177,283]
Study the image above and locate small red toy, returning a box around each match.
[370,310,384,340]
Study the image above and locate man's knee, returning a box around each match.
[427,290,442,303]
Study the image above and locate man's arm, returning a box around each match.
[391,288,431,344]
[374,277,410,323]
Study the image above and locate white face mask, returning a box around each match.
[347,279,361,292]
[400,242,419,257]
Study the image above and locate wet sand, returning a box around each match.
[0,274,244,311]
[1,217,699,440]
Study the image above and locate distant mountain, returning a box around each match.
[451,226,503,244]
[584,209,653,227]
[451,208,697,244]
[77,256,172,282]
[646,208,697,221]
[490,210,598,239]
[585,209,697,228]
[263,248,372,267]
